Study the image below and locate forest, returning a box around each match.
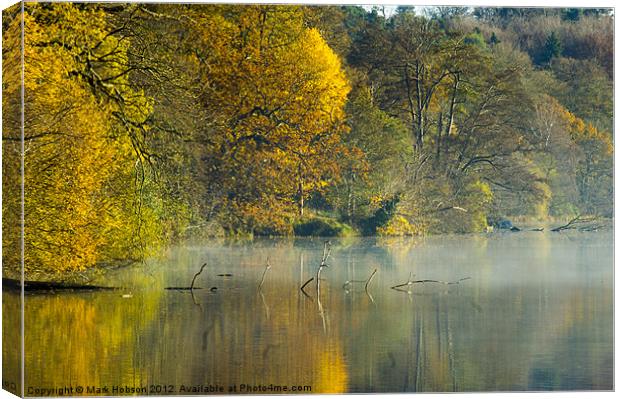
[2,3,613,276]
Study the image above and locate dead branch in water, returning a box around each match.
[316,266,325,294]
[320,240,332,266]
[391,273,470,290]
[316,241,332,293]
[365,269,378,293]
[300,277,314,294]
[579,224,607,232]
[551,214,599,232]
[190,263,208,291]
[300,241,332,297]
[392,271,415,289]
[166,263,209,291]
[258,258,271,290]
[343,268,379,291]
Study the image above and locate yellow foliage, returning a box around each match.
[532,181,552,218]
[465,180,493,232]
[551,97,613,155]
[2,4,161,276]
[427,179,493,234]
[377,215,417,236]
[190,6,350,232]
[469,180,493,203]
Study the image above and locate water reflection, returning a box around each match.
[3,232,613,393]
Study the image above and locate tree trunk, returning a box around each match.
[404,64,420,152]
[415,63,425,150]
[298,181,304,217]
[436,111,443,164]
[298,166,304,217]
[443,75,459,176]
[445,75,459,139]
[346,181,353,222]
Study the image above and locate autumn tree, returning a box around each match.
[550,57,613,133]
[2,4,613,248]
[2,3,164,276]
[329,86,411,227]
[185,5,350,233]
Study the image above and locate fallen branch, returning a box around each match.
[342,269,378,292]
[300,241,333,297]
[316,266,326,294]
[391,273,470,290]
[316,241,332,293]
[551,214,598,232]
[2,278,118,292]
[167,263,211,290]
[365,269,378,293]
[391,272,415,289]
[190,263,208,291]
[579,224,607,232]
[300,277,314,294]
[320,240,332,267]
[258,258,271,291]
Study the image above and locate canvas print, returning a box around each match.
[1,1,614,395]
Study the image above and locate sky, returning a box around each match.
[361,4,436,18]
[361,4,398,17]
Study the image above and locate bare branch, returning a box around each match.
[258,258,271,291]
[190,263,208,291]
[551,215,599,232]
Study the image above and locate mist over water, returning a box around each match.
[4,231,613,393]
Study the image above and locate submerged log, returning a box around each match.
[165,286,218,291]
[3,278,118,292]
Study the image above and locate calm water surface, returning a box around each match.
[3,231,613,393]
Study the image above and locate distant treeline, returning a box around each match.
[2,4,612,275]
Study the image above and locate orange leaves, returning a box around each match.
[551,96,613,155]
[534,94,612,155]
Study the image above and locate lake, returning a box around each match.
[2,231,613,394]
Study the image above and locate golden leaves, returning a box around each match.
[193,6,351,230]
[2,3,161,275]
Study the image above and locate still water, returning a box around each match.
[3,231,614,393]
